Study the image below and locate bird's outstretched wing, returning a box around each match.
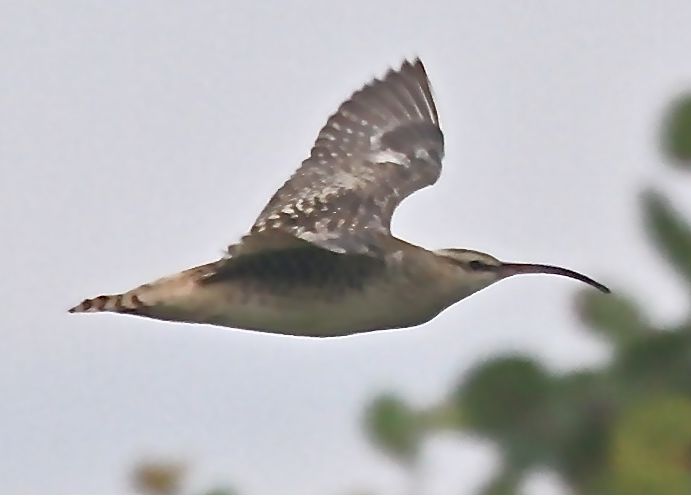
[237,58,444,257]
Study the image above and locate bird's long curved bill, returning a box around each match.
[500,263,610,293]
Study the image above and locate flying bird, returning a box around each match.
[70,59,609,337]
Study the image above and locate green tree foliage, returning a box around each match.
[610,396,691,494]
[644,191,691,288]
[365,394,423,464]
[364,97,691,493]
[662,93,691,165]
[576,291,648,345]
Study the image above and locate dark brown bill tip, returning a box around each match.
[500,263,611,294]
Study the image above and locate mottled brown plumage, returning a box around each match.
[244,59,443,256]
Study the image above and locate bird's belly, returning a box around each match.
[188,280,451,337]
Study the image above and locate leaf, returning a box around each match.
[609,396,691,494]
[364,394,421,463]
[614,329,691,395]
[661,93,691,166]
[454,357,551,436]
[642,190,691,287]
[576,289,648,345]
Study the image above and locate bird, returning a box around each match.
[69,58,609,337]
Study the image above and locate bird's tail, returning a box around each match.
[68,291,145,314]
[68,261,223,317]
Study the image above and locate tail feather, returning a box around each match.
[68,292,144,314]
[69,261,222,319]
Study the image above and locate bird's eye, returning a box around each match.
[468,260,485,271]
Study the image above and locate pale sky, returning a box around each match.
[2,1,691,493]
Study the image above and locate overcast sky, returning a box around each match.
[2,1,691,493]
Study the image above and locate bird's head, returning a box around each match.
[434,248,610,295]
